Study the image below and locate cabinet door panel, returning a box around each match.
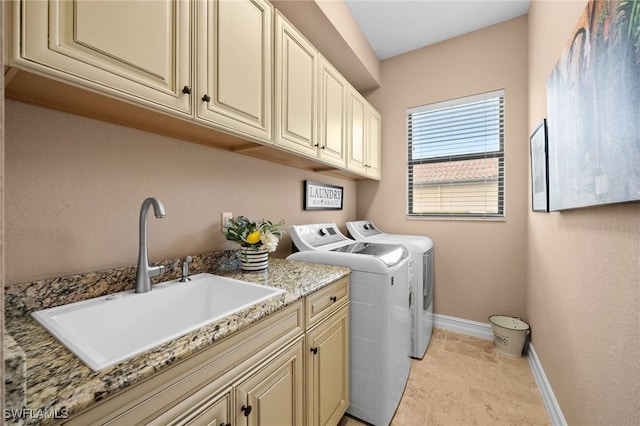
[275,12,318,156]
[197,0,272,142]
[347,90,367,174]
[236,340,304,426]
[319,59,347,167]
[367,108,382,179]
[306,305,350,426]
[73,2,167,78]
[21,0,191,114]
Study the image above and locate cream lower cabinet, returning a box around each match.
[9,0,192,115]
[63,302,304,426]
[305,277,351,426]
[236,340,304,426]
[62,277,351,426]
[306,305,350,426]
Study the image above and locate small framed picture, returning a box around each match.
[530,119,549,212]
[303,181,344,210]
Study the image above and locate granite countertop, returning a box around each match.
[4,256,349,425]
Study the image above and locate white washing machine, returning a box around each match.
[347,220,434,359]
[287,223,411,426]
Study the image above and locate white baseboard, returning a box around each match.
[433,313,494,340]
[433,314,566,426]
[526,342,567,426]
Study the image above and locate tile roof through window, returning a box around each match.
[413,158,499,184]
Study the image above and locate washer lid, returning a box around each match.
[331,242,408,267]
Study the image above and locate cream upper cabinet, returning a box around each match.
[196,0,273,143]
[347,88,381,180]
[318,58,348,168]
[274,11,319,156]
[8,0,382,179]
[347,89,367,175]
[366,108,382,179]
[14,0,191,115]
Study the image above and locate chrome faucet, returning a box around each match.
[135,197,178,293]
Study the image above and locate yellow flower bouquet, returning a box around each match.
[223,216,285,253]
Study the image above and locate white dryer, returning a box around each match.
[287,223,411,426]
[347,220,434,359]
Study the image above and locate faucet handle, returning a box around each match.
[180,256,193,282]
[168,258,180,269]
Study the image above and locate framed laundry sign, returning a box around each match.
[303,181,343,210]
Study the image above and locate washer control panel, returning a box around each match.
[289,223,349,250]
[346,220,383,239]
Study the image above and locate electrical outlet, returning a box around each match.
[221,212,233,231]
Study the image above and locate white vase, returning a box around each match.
[240,247,269,271]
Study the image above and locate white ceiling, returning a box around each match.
[344,0,531,60]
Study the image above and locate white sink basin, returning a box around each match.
[31,273,285,371]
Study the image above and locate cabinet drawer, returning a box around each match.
[305,277,349,329]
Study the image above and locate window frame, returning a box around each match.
[406,90,505,220]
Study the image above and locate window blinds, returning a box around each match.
[407,90,505,218]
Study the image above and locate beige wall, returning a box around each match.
[358,16,529,323]
[4,100,357,284]
[527,1,640,424]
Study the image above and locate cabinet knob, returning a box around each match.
[330,296,337,303]
[220,423,230,426]
[202,94,211,102]
[241,404,252,416]
[310,347,318,355]
[182,85,192,94]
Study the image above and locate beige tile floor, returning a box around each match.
[339,328,550,426]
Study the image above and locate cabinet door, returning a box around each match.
[236,340,304,426]
[19,0,191,115]
[306,305,350,426]
[347,89,367,174]
[318,58,348,168]
[274,11,319,156]
[196,0,273,142]
[366,107,382,180]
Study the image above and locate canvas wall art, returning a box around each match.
[546,0,640,211]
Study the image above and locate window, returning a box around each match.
[407,90,505,219]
